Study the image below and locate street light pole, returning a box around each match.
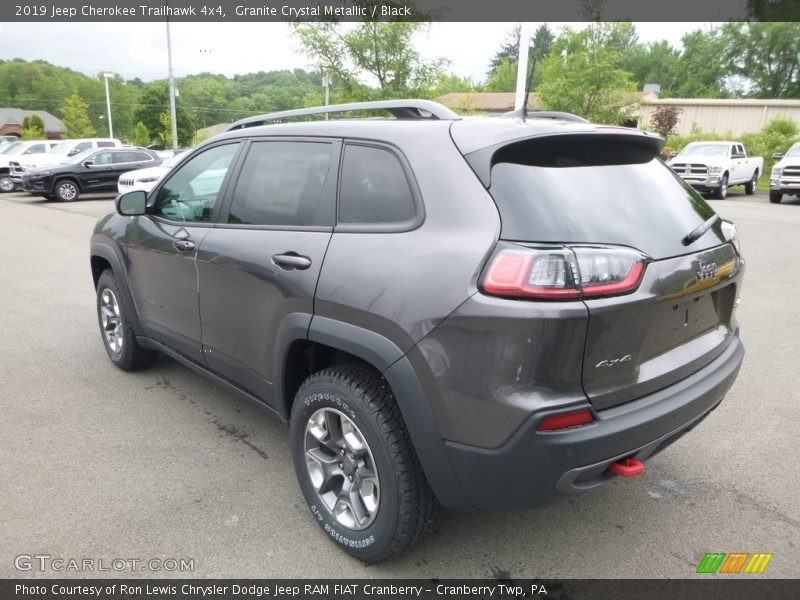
[103,73,114,138]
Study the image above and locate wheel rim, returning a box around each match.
[0,176,13,192]
[100,288,124,353]
[721,178,727,197]
[58,182,77,200]
[304,408,380,531]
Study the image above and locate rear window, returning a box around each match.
[487,135,726,260]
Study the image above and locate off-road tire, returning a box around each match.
[96,269,158,371]
[744,171,758,195]
[769,191,783,204]
[290,363,438,563]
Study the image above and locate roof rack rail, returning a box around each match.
[226,100,460,131]
[502,108,589,123]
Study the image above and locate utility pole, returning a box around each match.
[103,73,114,138]
[166,19,179,148]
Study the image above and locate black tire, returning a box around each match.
[714,174,729,199]
[290,363,437,563]
[54,178,80,202]
[769,191,783,204]
[0,174,16,193]
[96,269,157,371]
[744,171,758,195]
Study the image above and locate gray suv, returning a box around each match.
[90,100,745,562]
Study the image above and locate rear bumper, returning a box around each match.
[442,333,744,511]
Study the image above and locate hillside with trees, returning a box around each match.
[0,22,797,143]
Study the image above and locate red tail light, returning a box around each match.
[536,409,595,431]
[482,244,647,301]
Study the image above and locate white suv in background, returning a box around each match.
[10,138,122,186]
[770,143,800,204]
[117,152,186,194]
[0,140,61,192]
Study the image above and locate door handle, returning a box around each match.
[172,239,195,252]
[272,252,312,271]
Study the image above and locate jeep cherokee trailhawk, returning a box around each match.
[90,100,745,562]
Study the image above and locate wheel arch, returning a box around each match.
[90,243,145,337]
[279,316,472,511]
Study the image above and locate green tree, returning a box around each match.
[720,22,800,98]
[292,22,448,100]
[133,121,150,146]
[485,24,554,93]
[485,59,518,92]
[537,24,637,124]
[674,29,729,98]
[134,82,193,146]
[60,91,96,138]
[20,115,46,140]
[620,41,683,96]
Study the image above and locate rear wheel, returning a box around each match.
[769,191,783,204]
[290,364,437,563]
[744,171,758,195]
[54,179,80,202]
[714,174,729,199]
[96,269,157,370]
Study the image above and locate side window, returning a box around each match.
[92,152,114,165]
[24,144,45,154]
[134,151,154,162]
[339,144,416,225]
[75,142,93,152]
[228,141,332,227]
[97,141,116,148]
[154,143,238,223]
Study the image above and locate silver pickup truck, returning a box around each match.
[668,141,763,199]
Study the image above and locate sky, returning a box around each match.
[0,22,717,85]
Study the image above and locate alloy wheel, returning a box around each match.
[304,408,380,531]
[100,288,123,353]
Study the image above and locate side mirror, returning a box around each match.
[68,149,79,156]
[772,153,784,160]
[117,190,147,216]
[83,160,94,167]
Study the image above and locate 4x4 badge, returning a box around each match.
[595,355,632,368]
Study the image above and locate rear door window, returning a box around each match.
[487,135,725,260]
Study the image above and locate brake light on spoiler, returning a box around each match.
[482,244,648,301]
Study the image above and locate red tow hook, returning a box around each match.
[608,457,645,477]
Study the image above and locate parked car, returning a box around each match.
[0,140,61,192]
[23,147,161,201]
[668,141,763,199]
[769,143,800,203]
[91,100,745,563]
[117,152,186,194]
[10,138,123,186]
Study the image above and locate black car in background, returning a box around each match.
[23,147,161,201]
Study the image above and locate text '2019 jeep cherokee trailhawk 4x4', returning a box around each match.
[90,100,745,563]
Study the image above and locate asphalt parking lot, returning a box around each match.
[1,189,798,579]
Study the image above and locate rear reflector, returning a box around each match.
[536,409,595,431]
[482,244,647,301]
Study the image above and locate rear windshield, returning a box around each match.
[487,136,725,260]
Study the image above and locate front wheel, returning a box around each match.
[714,174,729,199]
[290,364,437,563]
[0,174,15,193]
[744,171,758,195]
[54,179,80,201]
[96,269,157,370]
[769,191,783,204]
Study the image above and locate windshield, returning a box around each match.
[66,149,96,164]
[680,143,729,157]
[785,145,800,158]
[0,142,15,153]
[4,143,29,156]
[49,142,75,155]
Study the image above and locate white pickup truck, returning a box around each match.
[668,141,763,199]
[769,143,800,204]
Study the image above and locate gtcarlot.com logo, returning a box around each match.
[14,554,194,573]
[696,552,773,574]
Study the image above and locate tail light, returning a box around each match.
[536,408,595,431]
[481,244,647,301]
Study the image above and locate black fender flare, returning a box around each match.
[90,242,145,337]
[305,316,474,511]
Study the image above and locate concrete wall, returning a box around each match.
[639,99,800,137]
